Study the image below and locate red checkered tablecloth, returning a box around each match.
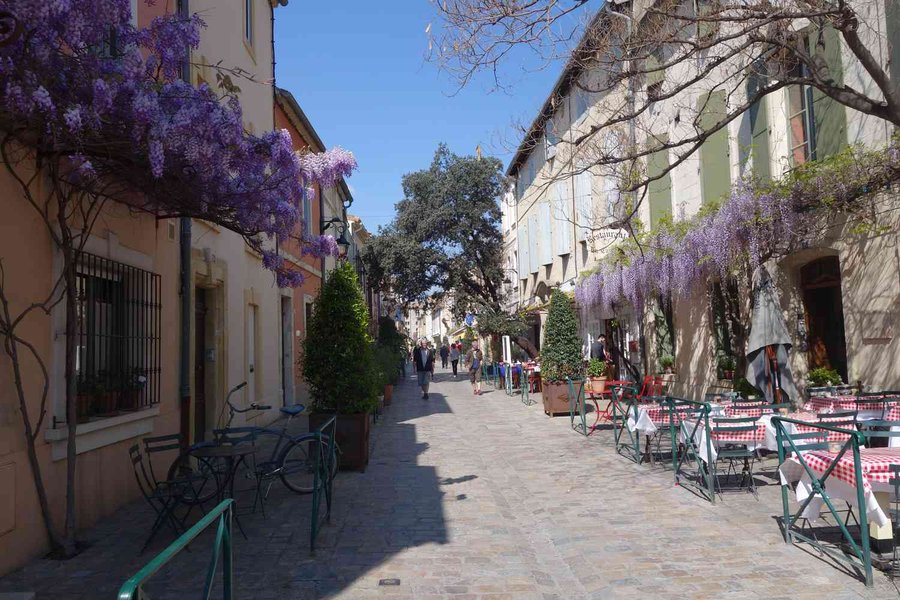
[726,405,774,419]
[710,422,767,444]
[802,395,900,421]
[794,448,900,492]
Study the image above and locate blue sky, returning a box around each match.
[274,2,566,233]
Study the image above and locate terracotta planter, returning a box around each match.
[383,384,393,406]
[309,412,370,472]
[724,370,734,381]
[118,389,141,411]
[542,381,579,417]
[588,376,607,396]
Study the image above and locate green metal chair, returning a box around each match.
[889,464,900,577]
[610,384,641,461]
[521,368,534,406]
[711,416,760,498]
[858,420,900,448]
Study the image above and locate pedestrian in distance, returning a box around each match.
[440,343,449,369]
[590,333,614,378]
[449,343,460,377]
[465,340,484,395]
[413,338,435,399]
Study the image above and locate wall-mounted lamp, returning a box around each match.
[321,217,351,259]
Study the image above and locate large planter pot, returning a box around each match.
[76,394,92,423]
[95,392,118,416]
[588,376,607,396]
[309,412,371,472]
[542,381,577,416]
[383,384,394,406]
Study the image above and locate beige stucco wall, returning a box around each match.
[0,167,181,575]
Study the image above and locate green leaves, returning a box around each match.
[540,289,585,382]
[302,262,379,415]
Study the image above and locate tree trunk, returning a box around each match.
[513,335,538,359]
[59,208,78,557]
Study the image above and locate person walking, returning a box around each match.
[449,343,460,377]
[439,343,449,369]
[590,334,614,378]
[413,338,435,399]
[465,341,484,395]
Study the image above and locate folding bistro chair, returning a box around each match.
[212,427,274,516]
[890,465,900,576]
[129,444,195,552]
[711,417,760,498]
[145,434,219,516]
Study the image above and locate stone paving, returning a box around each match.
[2,369,900,599]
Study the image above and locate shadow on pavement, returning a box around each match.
[0,378,450,600]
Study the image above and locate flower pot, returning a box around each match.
[724,370,734,381]
[310,412,370,472]
[588,376,607,396]
[118,389,141,411]
[95,392,118,416]
[383,384,393,406]
[542,381,579,417]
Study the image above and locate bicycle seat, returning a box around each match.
[280,404,305,416]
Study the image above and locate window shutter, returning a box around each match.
[698,90,731,205]
[889,0,900,94]
[553,180,572,256]
[528,213,539,274]
[517,219,529,281]
[647,135,672,230]
[303,192,312,237]
[538,202,553,265]
[809,27,847,160]
[575,171,592,241]
[741,72,771,181]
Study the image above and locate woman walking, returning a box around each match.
[465,341,484,395]
[449,343,460,377]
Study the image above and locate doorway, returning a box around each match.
[193,287,207,443]
[801,256,848,382]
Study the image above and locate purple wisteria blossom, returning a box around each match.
[0,0,358,287]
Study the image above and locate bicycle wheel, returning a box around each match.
[279,436,338,494]
[167,453,220,505]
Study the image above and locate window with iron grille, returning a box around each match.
[75,253,162,419]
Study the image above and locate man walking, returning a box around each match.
[413,338,435,399]
[439,343,449,369]
[591,334,614,379]
[465,340,484,395]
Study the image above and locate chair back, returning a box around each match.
[712,416,758,434]
[782,431,829,456]
[818,410,857,427]
[143,433,183,486]
[858,420,900,446]
[758,402,791,413]
[129,444,157,501]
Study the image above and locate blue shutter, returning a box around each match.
[517,219,529,280]
[575,171,591,242]
[528,213,539,273]
[554,180,572,255]
[538,202,552,265]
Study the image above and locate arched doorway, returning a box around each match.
[801,256,848,382]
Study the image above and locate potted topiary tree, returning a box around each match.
[302,262,379,471]
[659,354,674,374]
[540,289,585,416]
[718,355,736,380]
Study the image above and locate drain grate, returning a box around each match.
[378,578,401,586]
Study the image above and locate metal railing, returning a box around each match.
[118,499,234,600]
[310,415,337,553]
[667,397,716,504]
[610,384,641,462]
[566,378,589,436]
[772,416,873,586]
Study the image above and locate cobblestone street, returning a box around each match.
[2,370,899,599]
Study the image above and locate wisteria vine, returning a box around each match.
[575,139,900,309]
[0,0,357,287]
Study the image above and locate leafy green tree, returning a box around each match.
[540,290,584,382]
[302,262,379,414]
[364,144,538,356]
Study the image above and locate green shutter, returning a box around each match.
[888,0,900,103]
[647,135,672,230]
[809,27,847,159]
[698,90,731,205]
[745,72,771,181]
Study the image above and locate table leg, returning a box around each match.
[870,491,894,554]
[224,456,249,540]
[591,398,602,432]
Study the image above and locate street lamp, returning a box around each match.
[321,217,351,259]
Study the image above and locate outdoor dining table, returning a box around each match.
[803,395,900,447]
[779,447,900,529]
[191,444,256,537]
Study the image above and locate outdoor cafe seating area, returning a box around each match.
[488,360,900,588]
